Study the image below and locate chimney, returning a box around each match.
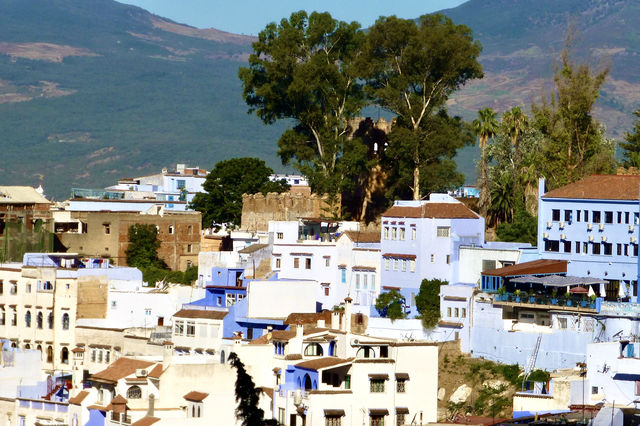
[331,311,340,330]
[147,393,155,417]
[344,297,352,333]
[296,323,304,339]
[162,341,174,367]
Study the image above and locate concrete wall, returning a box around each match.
[241,193,332,232]
[247,280,317,320]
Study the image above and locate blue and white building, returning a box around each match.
[538,175,640,301]
[379,195,485,313]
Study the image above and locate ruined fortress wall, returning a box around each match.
[241,192,332,232]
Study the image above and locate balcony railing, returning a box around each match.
[493,292,596,310]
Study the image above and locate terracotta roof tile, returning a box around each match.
[382,253,416,259]
[249,330,296,345]
[542,175,640,200]
[69,391,89,405]
[481,259,567,277]
[173,309,227,320]
[90,358,155,383]
[147,364,164,379]
[183,391,209,402]
[258,387,274,400]
[342,231,380,243]
[132,417,161,426]
[382,203,479,219]
[295,357,354,371]
[284,311,332,326]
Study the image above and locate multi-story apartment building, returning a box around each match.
[379,195,484,313]
[537,175,640,300]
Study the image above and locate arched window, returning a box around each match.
[24,344,31,350]
[62,313,70,330]
[304,343,323,357]
[303,374,312,391]
[48,312,54,329]
[46,346,53,363]
[61,347,69,364]
[37,312,43,329]
[37,345,43,359]
[220,350,226,364]
[328,341,336,357]
[127,386,142,399]
[356,346,374,359]
[11,343,16,348]
[25,310,31,328]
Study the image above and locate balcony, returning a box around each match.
[110,412,131,425]
[493,292,597,312]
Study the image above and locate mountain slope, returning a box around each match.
[0,0,286,199]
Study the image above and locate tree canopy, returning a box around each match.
[190,157,288,228]
[125,224,167,269]
[229,353,277,426]
[415,278,446,329]
[360,13,483,200]
[239,11,365,204]
[375,289,406,321]
[620,109,640,168]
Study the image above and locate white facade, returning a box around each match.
[458,242,530,285]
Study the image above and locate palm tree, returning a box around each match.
[473,108,499,215]
[502,106,530,208]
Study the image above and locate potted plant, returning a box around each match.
[515,289,521,303]
[551,288,558,305]
[496,286,506,301]
[589,294,597,308]
[566,293,573,307]
[529,291,536,304]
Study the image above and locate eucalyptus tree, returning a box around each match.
[360,14,483,200]
[239,11,366,214]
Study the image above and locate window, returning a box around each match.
[25,310,31,327]
[430,254,434,263]
[399,228,405,240]
[461,308,467,318]
[363,274,368,289]
[370,416,385,426]
[294,257,300,269]
[558,318,567,329]
[563,241,571,253]
[91,350,96,362]
[577,210,582,222]
[341,269,347,282]
[370,379,385,393]
[46,346,53,363]
[277,232,284,240]
[446,254,450,264]
[26,283,31,293]
[10,281,17,294]
[384,259,390,271]
[0,308,4,325]
[48,312,54,329]
[355,274,360,289]
[175,320,184,335]
[0,280,2,294]
[454,308,459,317]
[397,379,406,393]
[592,243,601,255]
[482,260,496,271]
[98,350,103,363]
[37,311,43,329]
[383,227,389,239]
[626,212,631,224]
[187,244,192,253]
[576,242,581,254]
[325,257,330,267]
[447,307,452,317]
[305,258,312,269]
[618,244,623,256]
[605,211,613,224]
[396,413,406,426]
[275,258,281,269]
[127,386,142,399]
[168,225,175,234]
[545,240,559,252]
[618,211,623,224]
[437,227,450,237]
[603,243,612,256]
[592,386,599,395]
[191,403,202,418]
[392,227,397,240]
[411,227,416,240]
[324,287,330,296]
[410,259,415,272]
[103,223,110,234]
[11,308,16,326]
[393,259,398,271]
[304,343,323,356]
[278,408,286,425]
[62,313,70,330]
[635,244,639,257]
[326,415,342,426]
[401,259,406,272]
[593,211,601,223]
[552,209,560,221]
[186,321,195,336]
[344,374,351,390]
[105,351,110,363]
[188,225,193,235]
[61,347,69,364]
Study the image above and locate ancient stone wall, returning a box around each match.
[241,192,332,232]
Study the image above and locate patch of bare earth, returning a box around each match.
[0,42,99,63]
[150,17,256,45]
[0,80,75,104]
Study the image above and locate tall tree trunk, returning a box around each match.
[413,166,420,200]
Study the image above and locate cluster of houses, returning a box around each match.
[2,167,640,425]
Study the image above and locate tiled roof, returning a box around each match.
[106,395,128,413]
[382,253,416,259]
[249,330,296,345]
[69,391,89,405]
[238,244,269,254]
[542,175,640,200]
[71,347,85,353]
[382,203,479,219]
[90,358,155,383]
[482,259,568,277]
[342,231,381,243]
[258,387,274,400]
[295,357,354,371]
[183,391,209,402]
[132,417,161,426]
[173,309,227,320]
[147,364,164,379]
[284,311,333,326]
